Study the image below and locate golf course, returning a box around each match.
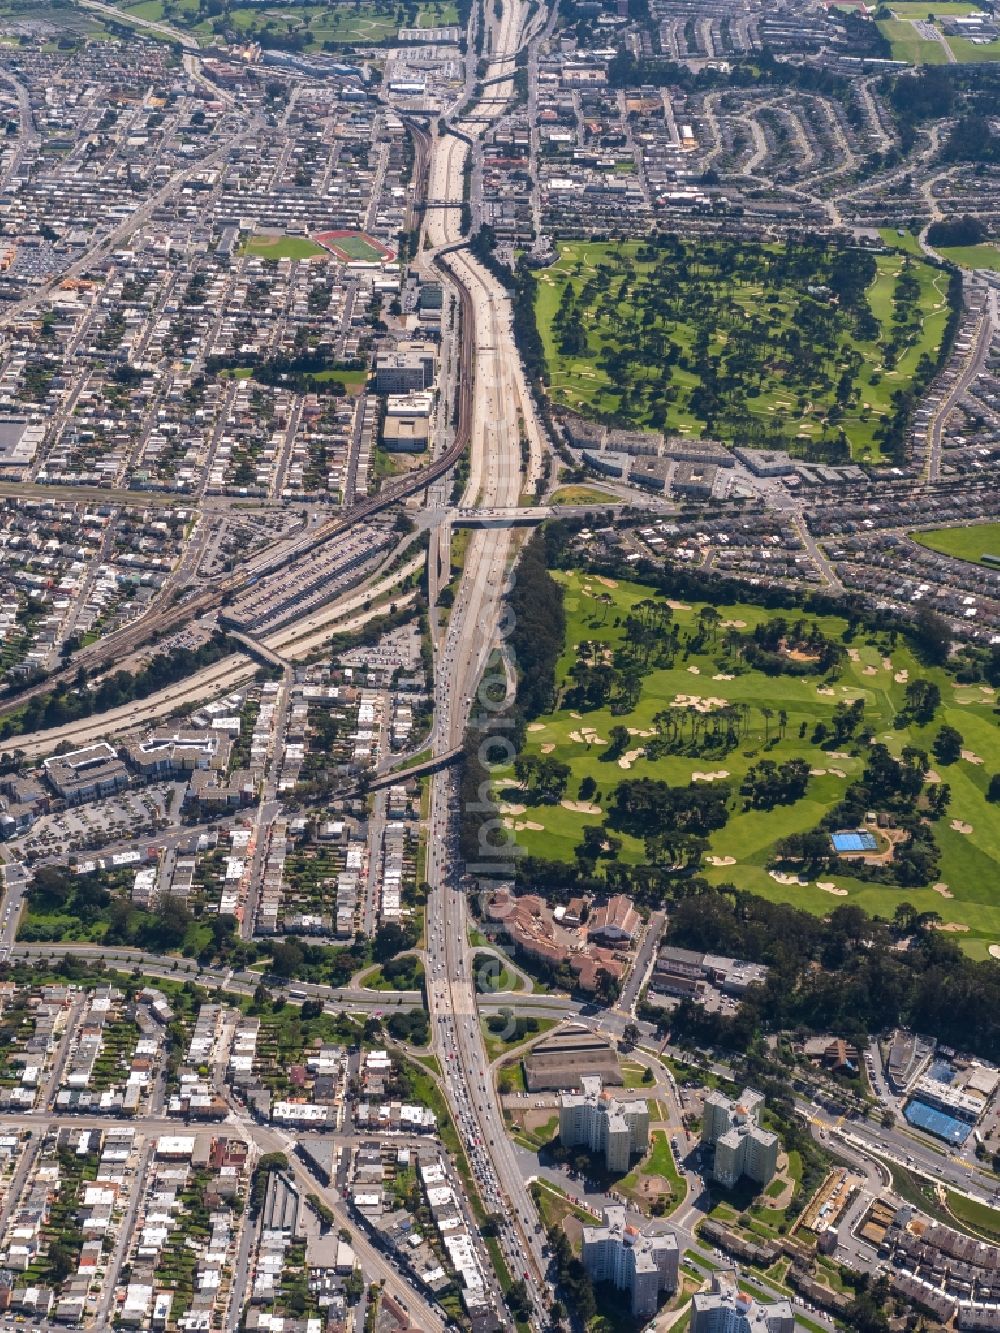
[499,569,1000,958]
[534,238,952,462]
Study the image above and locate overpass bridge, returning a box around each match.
[361,746,463,793]
[223,627,290,671]
[451,502,625,527]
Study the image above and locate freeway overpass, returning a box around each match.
[451,502,626,527]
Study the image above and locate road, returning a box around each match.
[925,285,996,481]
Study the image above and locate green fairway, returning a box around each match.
[502,569,1000,955]
[938,244,1000,270]
[122,0,458,44]
[242,234,327,261]
[534,238,950,463]
[912,523,1000,565]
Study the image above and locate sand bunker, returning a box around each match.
[666,600,691,611]
[540,743,555,754]
[829,752,849,759]
[671,693,728,714]
[950,820,974,835]
[961,749,984,765]
[809,768,827,777]
[769,870,809,886]
[816,881,848,897]
[894,670,909,683]
[596,577,618,588]
[863,666,878,676]
[883,658,893,670]
[816,686,835,697]
[936,922,969,933]
[713,673,735,681]
[925,769,941,784]
[847,648,861,661]
[618,749,644,770]
[499,802,527,815]
[706,855,736,866]
[570,711,582,719]
[527,723,546,733]
[990,945,1000,961]
[722,618,747,628]
[932,882,954,899]
[692,770,730,782]
[688,665,701,675]
[561,800,602,815]
[829,767,846,779]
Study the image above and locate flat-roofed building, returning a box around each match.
[582,1206,678,1317]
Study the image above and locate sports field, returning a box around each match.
[877,5,1000,62]
[242,234,327,261]
[534,239,949,463]
[314,230,393,262]
[501,570,1000,958]
[912,523,1000,566]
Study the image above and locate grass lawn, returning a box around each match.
[621,1060,652,1089]
[878,228,925,257]
[356,956,424,990]
[890,0,975,11]
[535,238,949,463]
[242,233,326,261]
[946,1189,1000,1240]
[938,244,1000,270]
[481,1017,557,1062]
[877,16,950,60]
[620,1130,688,1216]
[945,33,1000,58]
[501,568,1000,955]
[550,485,620,506]
[532,1179,601,1229]
[912,522,1000,565]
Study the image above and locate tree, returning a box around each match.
[373,921,416,962]
[932,724,963,766]
[987,774,1000,803]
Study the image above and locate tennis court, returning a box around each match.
[831,830,879,853]
[904,1098,973,1145]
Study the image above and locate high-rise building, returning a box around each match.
[701,1088,779,1189]
[690,1269,795,1333]
[581,1206,678,1318]
[559,1075,649,1172]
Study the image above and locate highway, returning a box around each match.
[412,0,555,1321]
